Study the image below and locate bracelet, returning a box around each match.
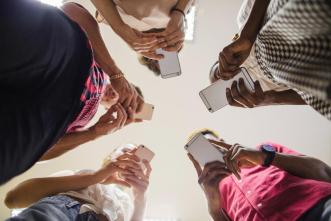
[171,8,186,19]
[109,72,124,81]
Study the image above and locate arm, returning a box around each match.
[61,3,144,112]
[5,155,141,209]
[217,0,270,79]
[61,2,121,77]
[240,0,270,42]
[5,172,100,209]
[39,130,97,161]
[187,154,230,221]
[221,143,331,183]
[90,0,163,60]
[173,0,193,14]
[40,104,128,161]
[272,154,331,183]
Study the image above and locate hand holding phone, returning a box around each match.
[134,145,155,170]
[200,68,254,112]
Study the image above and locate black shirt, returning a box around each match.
[0,0,92,184]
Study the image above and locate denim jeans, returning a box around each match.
[6,195,99,221]
[299,196,331,221]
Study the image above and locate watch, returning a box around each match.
[261,144,276,167]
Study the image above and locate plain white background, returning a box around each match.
[1,0,331,220]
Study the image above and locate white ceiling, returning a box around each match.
[1,1,331,220]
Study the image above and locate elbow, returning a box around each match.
[4,190,16,209]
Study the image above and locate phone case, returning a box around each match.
[156,49,182,79]
[134,103,155,120]
[199,68,254,113]
[185,133,224,166]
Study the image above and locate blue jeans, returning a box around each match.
[6,195,99,221]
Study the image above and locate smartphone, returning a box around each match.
[156,48,181,79]
[135,145,155,170]
[134,103,154,121]
[199,68,254,113]
[184,133,224,167]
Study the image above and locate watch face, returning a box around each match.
[263,145,275,153]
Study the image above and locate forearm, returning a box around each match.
[265,89,306,105]
[131,196,147,221]
[272,154,331,183]
[62,3,121,77]
[204,191,228,221]
[5,173,99,209]
[173,0,194,14]
[240,0,270,42]
[39,130,97,161]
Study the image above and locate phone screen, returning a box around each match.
[156,49,181,79]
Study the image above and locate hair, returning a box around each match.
[187,128,220,141]
[134,85,144,98]
[138,56,161,76]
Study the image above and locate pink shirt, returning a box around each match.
[219,143,331,221]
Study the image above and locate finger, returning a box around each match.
[164,32,184,46]
[163,40,184,52]
[114,159,141,170]
[230,81,253,108]
[98,105,117,122]
[123,175,149,188]
[140,51,164,60]
[219,53,239,72]
[229,145,241,178]
[108,177,131,187]
[143,160,152,178]
[199,162,229,183]
[117,104,128,128]
[132,37,159,47]
[129,86,138,112]
[226,144,241,180]
[226,88,243,107]
[224,145,236,177]
[254,81,264,98]
[117,153,140,162]
[208,140,232,150]
[188,153,202,176]
[238,78,257,106]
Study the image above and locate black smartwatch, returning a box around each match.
[261,144,276,167]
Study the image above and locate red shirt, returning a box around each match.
[220,143,331,221]
[66,59,107,133]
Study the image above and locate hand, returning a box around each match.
[217,37,253,80]
[226,79,278,108]
[188,154,230,197]
[152,11,185,52]
[111,77,144,113]
[122,160,152,198]
[94,154,141,186]
[120,25,166,60]
[223,144,265,180]
[89,103,127,137]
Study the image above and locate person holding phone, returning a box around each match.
[4,145,152,221]
[91,0,193,76]
[187,129,331,221]
[211,0,331,120]
[0,1,145,184]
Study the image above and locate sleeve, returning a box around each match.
[297,90,331,121]
[237,0,255,29]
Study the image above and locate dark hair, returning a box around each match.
[134,85,144,98]
[138,56,161,76]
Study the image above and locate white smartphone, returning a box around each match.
[135,145,155,170]
[184,133,224,167]
[156,48,181,79]
[199,68,254,113]
[134,103,154,121]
